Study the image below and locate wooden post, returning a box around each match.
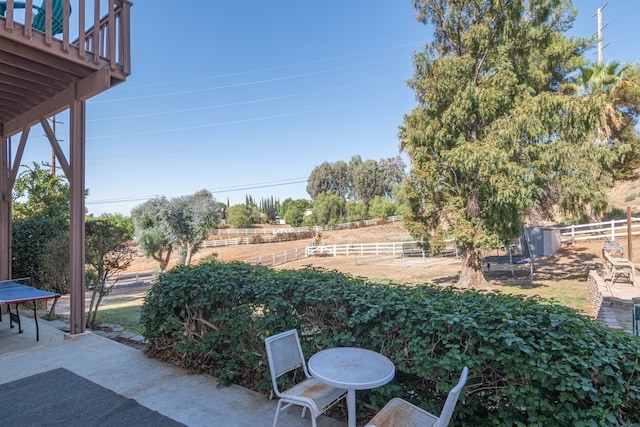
[0,136,11,281]
[628,206,633,261]
[69,97,86,334]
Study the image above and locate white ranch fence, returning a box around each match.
[115,216,639,278]
[559,217,640,244]
[211,216,403,238]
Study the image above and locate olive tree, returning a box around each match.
[132,191,222,268]
[158,190,221,266]
[131,197,173,271]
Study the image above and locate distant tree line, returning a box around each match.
[306,155,406,207]
[219,155,407,229]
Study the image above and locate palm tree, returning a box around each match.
[569,61,640,145]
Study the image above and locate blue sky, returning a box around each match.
[14,1,640,216]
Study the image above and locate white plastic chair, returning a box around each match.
[365,366,469,427]
[265,329,347,427]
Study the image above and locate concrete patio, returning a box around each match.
[0,318,345,427]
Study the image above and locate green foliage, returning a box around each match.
[132,191,221,267]
[11,162,73,292]
[568,61,640,180]
[401,0,615,286]
[350,157,385,207]
[346,200,368,222]
[368,196,396,219]
[603,207,627,221]
[12,214,69,293]
[85,215,135,328]
[138,228,172,270]
[310,192,346,226]
[282,198,310,227]
[141,262,640,426]
[226,204,253,228]
[159,190,221,265]
[12,162,70,220]
[95,213,134,236]
[306,156,406,205]
[132,197,174,271]
[307,160,350,199]
[624,193,637,202]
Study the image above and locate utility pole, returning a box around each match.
[46,116,63,175]
[51,115,57,174]
[595,2,609,65]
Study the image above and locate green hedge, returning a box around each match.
[141,261,640,426]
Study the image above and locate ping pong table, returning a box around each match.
[0,280,60,341]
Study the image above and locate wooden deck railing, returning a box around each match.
[0,0,131,75]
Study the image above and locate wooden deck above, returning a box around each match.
[0,0,131,137]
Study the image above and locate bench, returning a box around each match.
[603,251,636,285]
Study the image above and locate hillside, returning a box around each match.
[609,176,640,215]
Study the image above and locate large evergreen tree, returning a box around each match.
[401,0,615,287]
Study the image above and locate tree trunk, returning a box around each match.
[86,284,100,328]
[185,243,195,266]
[153,246,172,271]
[458,247,487,288]
[47,298,58,318]
[161,247,172,271]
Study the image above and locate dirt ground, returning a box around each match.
[118,222,639,315]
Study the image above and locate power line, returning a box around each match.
[106,42,422,92]
[87,79,383,123]
[86,178,308,206]
[90,62,383,104]
[86,97,378,142]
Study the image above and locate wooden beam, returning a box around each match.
[0,38,89,78]
[0,136,11,280]
[3,85,73,137]
[8,127,29,189]
[77,68,111,101]
[3,69,110,137]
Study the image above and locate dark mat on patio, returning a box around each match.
[0,367,185,426]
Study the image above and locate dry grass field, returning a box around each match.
[122,220,634,315]
[113,175,640,318]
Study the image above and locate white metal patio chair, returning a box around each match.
[365,366,469,427]
[265,329,347,427]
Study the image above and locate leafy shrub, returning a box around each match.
[624,193,637,202]
[603,207,627,221]
[141,261,640,426]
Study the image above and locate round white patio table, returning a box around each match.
[308,347,395,427]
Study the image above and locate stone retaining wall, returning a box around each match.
[587,270,639,333]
